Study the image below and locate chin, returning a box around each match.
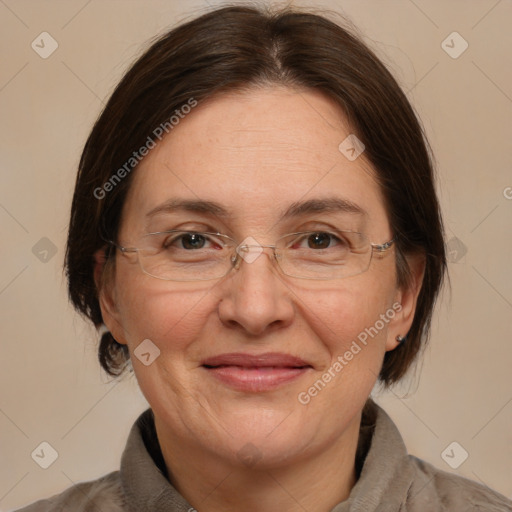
[215,415,319,468]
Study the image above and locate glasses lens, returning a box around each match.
[276,230,371,279]
[137,231,234,281]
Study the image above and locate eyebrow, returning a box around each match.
[145,197,366,221]
[282,197,366,219]
[146,199,230,219]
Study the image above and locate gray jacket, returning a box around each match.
[16,400,512,511]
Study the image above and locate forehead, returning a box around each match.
[123,87,389,236]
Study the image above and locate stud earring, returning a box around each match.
[396,334,407,344]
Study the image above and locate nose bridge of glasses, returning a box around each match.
[232,239,280,269]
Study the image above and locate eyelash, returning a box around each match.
[161,230,349,251]
[162,232,222,250]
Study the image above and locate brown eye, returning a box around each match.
[307,232,333,249]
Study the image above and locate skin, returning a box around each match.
[99,86,424,512]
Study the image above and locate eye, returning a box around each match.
[180,232,206,250]
[292,232,347,250]
[163,232,217,250]
[306,232,333,249]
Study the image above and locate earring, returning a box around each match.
[396,335,406,344]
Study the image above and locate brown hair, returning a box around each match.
[65,4,446,385]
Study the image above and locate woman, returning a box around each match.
[17,4,512,511]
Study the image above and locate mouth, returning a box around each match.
[201,352,313,392]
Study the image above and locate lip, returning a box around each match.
[202,352,310,368]
[201,352,312,392]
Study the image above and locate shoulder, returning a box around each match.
[13,471,126,512]
[362,401,512,511]
[407,455,512,511]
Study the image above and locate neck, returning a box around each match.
[155,412,361,512]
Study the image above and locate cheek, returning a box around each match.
[115,270,215,357]
[294,279,395,397]
[294,300,379,420]
[297,277,394,353]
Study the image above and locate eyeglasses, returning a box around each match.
[109,229,395,282]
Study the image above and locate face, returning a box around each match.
[101,87,418,470]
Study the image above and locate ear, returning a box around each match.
[93,248,128,345]
[385,252,426,352]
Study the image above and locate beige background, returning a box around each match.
[1,0,511,509]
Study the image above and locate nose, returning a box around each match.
[217,246,295,336]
